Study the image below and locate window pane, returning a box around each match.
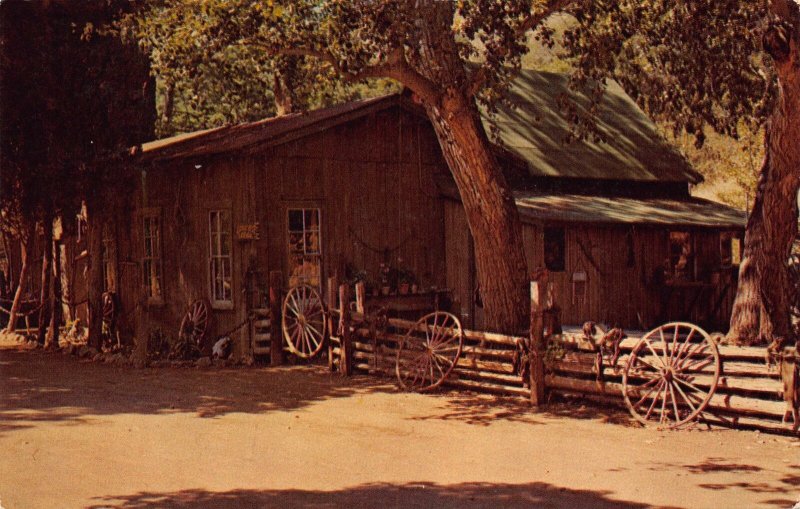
[288,210,304,231]
[304,209,319,230]
[544,227,566,272]
[220,210,231,233]
[305,232,320,254]
[220,233,231,256]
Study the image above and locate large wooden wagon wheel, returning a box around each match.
[622,322,721,429]
[396,311,463,392]
[282,285,328,359]
[179,299,210,348]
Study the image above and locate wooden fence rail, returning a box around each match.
[328,279,798,436]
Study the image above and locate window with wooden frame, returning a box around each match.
[209,210,233,308]
[142,211,163,303]
[668,231,695,281]
[719,231,743,267]
[287,208,322,289]
[544,227,566,272]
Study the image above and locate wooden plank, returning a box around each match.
[253,333,271,342]
[557,328,766,362]
[351,340,516,375]
[545,374,788,420]
[253,319,271,328]
[442,377,530,397]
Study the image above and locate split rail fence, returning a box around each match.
[326,276,797,436]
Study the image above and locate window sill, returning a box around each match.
[211,301,234,311]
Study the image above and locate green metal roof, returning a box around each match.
[514,192,745,228]
[484,70,703,183]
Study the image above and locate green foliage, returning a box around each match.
[562,0,773,147]
[0,1,155,233]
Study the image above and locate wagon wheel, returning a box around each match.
[282,285,328,359]
[623,322,720,429]
[179,299,210,348]
[396,311,463,392]
[101,292,115,327]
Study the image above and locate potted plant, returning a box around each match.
[397,269,416,295]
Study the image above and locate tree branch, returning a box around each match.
[466,0,578,96]
[244,41,441,105]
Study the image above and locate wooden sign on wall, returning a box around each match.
[237,223,260,241]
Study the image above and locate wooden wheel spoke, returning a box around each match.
[432,351,455,369]
[658,328,670,365]
[676,342,708,370]
[668,324,680,365]
[673,375,708,396]
[680,357,714,373]
[643,380,666,420]
[643,339,667,368]
[672,380,699,415]
[668,381,681,423]
[632,377,662,409]
[672,327,696,366]
[631,355,662,374]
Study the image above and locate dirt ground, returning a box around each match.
[0,343,798,509]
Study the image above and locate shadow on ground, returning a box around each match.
[406,389,636,427]
[646,457,800,507]
[0,348,394,434]
[86,481,668,509]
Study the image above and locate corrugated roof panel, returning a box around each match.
[513,193,745,228]
[484,71,702,183]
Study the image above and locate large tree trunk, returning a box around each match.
[86,204,105,350]
[412,1,529,333]
[5,224,35,334]
[729,3,800,344]
[45,233,63,349]
[426,96,530,333]
[36,214,53,344]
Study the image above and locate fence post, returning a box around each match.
[355,281,366,314]
[338,283,353,376]
[269,270,284,367]
[529,272,547,406]
[327,276,338,372]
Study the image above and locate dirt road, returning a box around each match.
[0,345,797,509]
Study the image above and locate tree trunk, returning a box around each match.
[37,215,53,344]
[5,224,34,334]
[411,0,529,333]
[45,234,63,349]
[425,96,530,333]
[273,70,293,116]
[86,204,105,349]
[729,4,800,344]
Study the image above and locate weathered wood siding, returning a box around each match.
[444,200,739,332]
[128,107,448,356]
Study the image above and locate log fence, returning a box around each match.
[327,279,798,436]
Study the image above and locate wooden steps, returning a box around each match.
[250,308,272,355]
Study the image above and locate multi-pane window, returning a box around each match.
[288,208,322,289]
[142,214,163,301]
[543,227,566,272]
[209,210,233,306]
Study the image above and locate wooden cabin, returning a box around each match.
[93,70,743,356]
[443,71,745,331]
[123,96,451,357]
